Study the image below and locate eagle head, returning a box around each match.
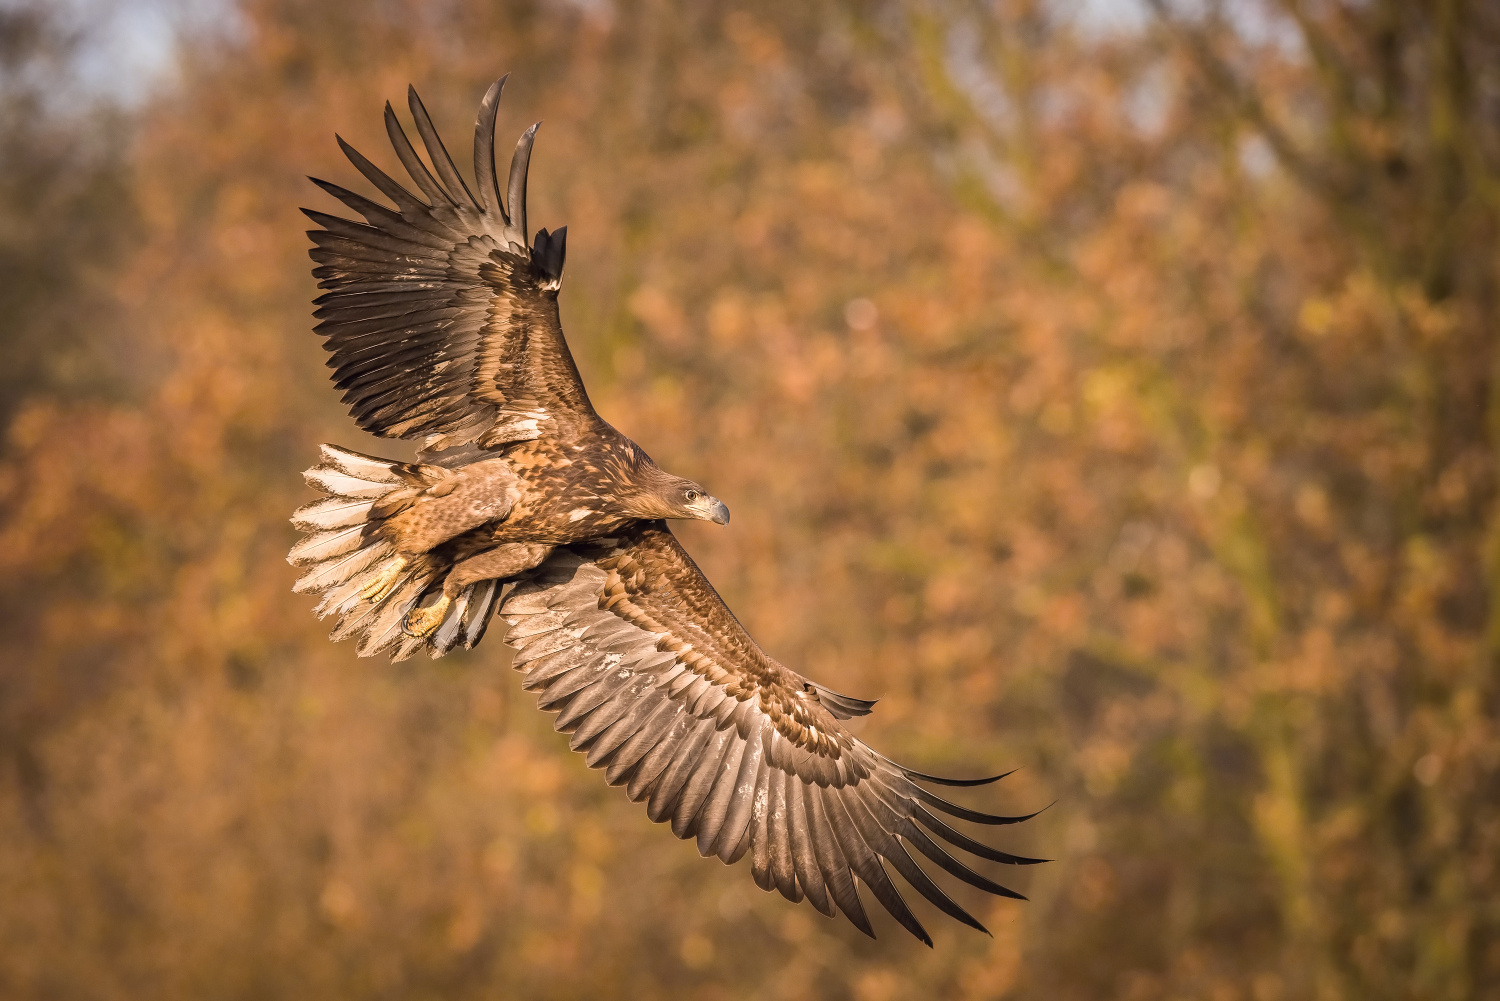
[671,480,731,526]
[622,464,729,526]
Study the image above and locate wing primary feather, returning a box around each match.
[483,526,1045,938]
[302,206,450,252]
[307,178,455,245]
[804,784,874,936]
[506,122,539,246]
[900,765,1016,788]
[336,135,427,215]
[896,818,1030,899]
[843,789,986,936]
[301,211,429,256]
[904,779,1044,826]
[822,788,931,945]
[407,86,479,211]
[308,176,387,219]
[879,841,988,935]
[307,84,600,449]
[383,102,452,207]
[909,802,1049,867]
[472,75,507,217]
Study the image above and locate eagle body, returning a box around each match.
[288,76,1041,945]
[481,431,687,546]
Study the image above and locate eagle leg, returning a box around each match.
[359,555,409,603]
[403,591,453,638]
[403,543,554,638]
[445,542,554,594]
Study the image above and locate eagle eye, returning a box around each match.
[684,489,700,503]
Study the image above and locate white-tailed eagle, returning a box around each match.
[288,77,1041,944]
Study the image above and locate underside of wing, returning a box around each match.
[496,523,1044,944]
[306,76,593,452]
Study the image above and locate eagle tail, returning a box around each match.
[288,444,501,661]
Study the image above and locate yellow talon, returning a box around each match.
[403,594,452,638]
[359,557,408,603]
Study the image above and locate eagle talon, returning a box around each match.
[360,557,408,603]
[403,594,452,638]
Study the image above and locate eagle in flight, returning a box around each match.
[289,76,1041,945]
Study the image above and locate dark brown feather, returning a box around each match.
[306,80,592,452]
[497,523,1041,943]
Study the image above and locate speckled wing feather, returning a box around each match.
[305,77,591,452]
[498,522,1043,944]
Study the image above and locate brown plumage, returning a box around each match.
[288,77,1042,944]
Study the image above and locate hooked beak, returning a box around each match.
[688,494,730,526]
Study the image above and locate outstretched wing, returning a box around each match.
[497,523,1043,944]
[306,76,592,452]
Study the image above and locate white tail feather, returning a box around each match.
[319,444,402,482]
[304,467,393,498]
[287,523,366,566]
[291,444,500,662]
[292,495,376,531]
[292,541,392,593]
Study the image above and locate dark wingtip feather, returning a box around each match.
[473,74,509,217]
[407,84,479,210]
[912,783,1045,826]
[908,803,1049,867]
[335,134,425,213]
[308,175,368,209]
[850,912,878,940]
[902,766,1017,788]
[384,100,451,207]
[506,121,540,246]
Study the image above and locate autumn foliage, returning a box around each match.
[1,1,1497,998]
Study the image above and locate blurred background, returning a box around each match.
[1,0,1496,997]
